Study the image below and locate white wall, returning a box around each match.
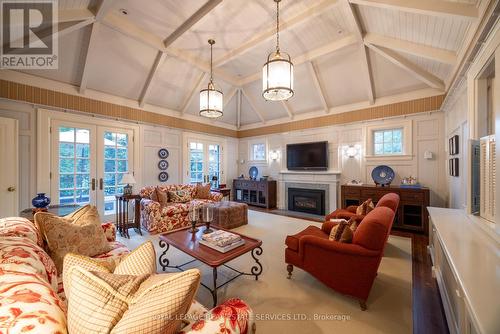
[0,99,238,209]
[238,111,447,208]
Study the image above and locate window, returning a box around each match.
[373,128,403,155]
[251,143,266,161]
[480,135,496,222]
[103,131,129,215]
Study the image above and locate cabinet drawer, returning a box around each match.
[401,191,424,202]
[258,182,267,190]
[361,190,383,201]
[343,187,361,197]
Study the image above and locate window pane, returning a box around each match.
[104,186,116,196]
[374,128,403,155]
[116,148,127,159]
[76,159,90,173]
[253,143,265,160]
[104,173,116,186]
[59,127,74,142]
[59,174,74,189]
[116,133,127,147]
[59,158,74,173]
[76,174,90,188]
[393,129,402,143]
[104,132,115,145]
[76,144,89,158]
[374,131,383,144]
[59,190,74,204]
[393,143,402,154]
[104,159,115,172]
[374,143,383,155]
[383,131,392,143]
[104,147,115,159]
[75,189,89,204]
[75,129,89,143]
[59,143,74,157]
[383,143,393,154]
[117,160,128,172]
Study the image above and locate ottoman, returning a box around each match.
[212,201,248,229]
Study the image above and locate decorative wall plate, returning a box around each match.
[158,148,169,159]
[158,172,169,182]
[249,166,258,180]
[371,165,395,186]
[158,160,169,170]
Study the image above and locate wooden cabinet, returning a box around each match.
[233,179,277,209]
[341,184,430,233]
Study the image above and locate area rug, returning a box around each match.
[119,209,412,333]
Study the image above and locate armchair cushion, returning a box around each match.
[353,207,394,251]
[328,219,357,243]
[286,225,327,252]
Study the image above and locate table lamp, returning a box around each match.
[121,173,136,195]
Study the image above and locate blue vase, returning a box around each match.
[32,193,50,208]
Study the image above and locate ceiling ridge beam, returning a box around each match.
[238,34,357,85]
[281,101,294,119]
[241,89,266,124]
[181,72,208,114]
[366,43,445,90]
[79,22,100,94]
[344,0,374,104]
[138,51,167,107]
[95,0,117,21]
[102,13,240,86]
[307,61,329,113]
[348,0,478,20]
[213,0,339,67]
[164,0,222,48]
[237,89,242,129]
[364,33,457,65]
[59,8,95,23]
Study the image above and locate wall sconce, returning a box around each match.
[343,145,360,158]
[424,151,433,160]
[238,158,245,164]
[269,150,279,161]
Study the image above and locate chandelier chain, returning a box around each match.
[276,0,280,53]
[210,41,213,83]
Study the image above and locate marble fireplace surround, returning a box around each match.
[278,171,341,214]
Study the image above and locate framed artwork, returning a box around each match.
[449,158,459,177]
[449,135,459,155]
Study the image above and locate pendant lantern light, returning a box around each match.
[200,39,223,118]
[262,0,294,101]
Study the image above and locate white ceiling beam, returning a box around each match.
[307,61,329,113]
[79,22,100,94]
[59,8,95,23]
[241,89,266,124]
[57,19,95,38]
[344,0,374,104]
[348,0,478,20]
[213,0,339,67]
[94,0,117,21]
[223,87,238,109]
[281,101,294,119]
[364,33,457,65]
[181,72,208,114]
[138,51,167,107]
[102,13,240,86]
[164,0,222,48]
[237,89,242,129]
[238,34,357,85]
[366,43,445,90]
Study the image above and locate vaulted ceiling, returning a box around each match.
[17,0,483,130]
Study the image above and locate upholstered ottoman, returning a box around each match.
[212,201,248,229]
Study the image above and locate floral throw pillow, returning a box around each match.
[168,190,192,203]
[195,183,211,199]
[329,218,358,243]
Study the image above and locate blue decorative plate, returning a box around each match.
[158,160,169,170]
[158,172,169,182]
[249,166,258,179]
[371,165,395,186]
[158,148,169,159]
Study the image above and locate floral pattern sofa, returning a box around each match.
[140,184,223,234]
[0,217,254,334]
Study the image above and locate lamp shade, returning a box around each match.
[199,83,223,118]
[121,173,136,185]
[262,51,294,101]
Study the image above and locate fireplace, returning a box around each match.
[288,188,325,216]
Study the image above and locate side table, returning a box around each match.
[115,194,142,238]
[20,204,82,222]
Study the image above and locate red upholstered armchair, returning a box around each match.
[285,205,398,310]
[325,192,400,223]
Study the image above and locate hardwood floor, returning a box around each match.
[250,207,449,334]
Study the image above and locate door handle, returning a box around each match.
[7,186,15,192]
[91,178,96,191]
[99,178,103,190]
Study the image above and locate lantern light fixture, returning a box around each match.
[200,39,223,118]
[262,0,294,101]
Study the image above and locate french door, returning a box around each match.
[187,139,222,185]
[50,120,133,218]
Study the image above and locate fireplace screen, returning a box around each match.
[288,188,325,215]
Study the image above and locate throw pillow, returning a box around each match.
[63,241,156,299]
[155,187,170,206]
[329,218,358,243]
[195,183,211,199]
[66,267,201,334]
[35,207,112,272]
[356,198,375,216]
[168,190,192,203]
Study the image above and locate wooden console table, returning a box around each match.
[20,204,82,222]
[233,179,277,209]
[341,184,430,233]
[115,194,142,238]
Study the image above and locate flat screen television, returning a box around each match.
[286,141,328,171]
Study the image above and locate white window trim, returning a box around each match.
[365,120,413,159]
[248,138,268,164]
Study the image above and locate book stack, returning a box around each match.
[200,230,245,253]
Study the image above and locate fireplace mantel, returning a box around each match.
[278,170,341,214]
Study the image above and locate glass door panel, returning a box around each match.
[189,142,204,183]
[208,144,220,187]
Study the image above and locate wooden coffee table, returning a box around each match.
[158,226,263,307]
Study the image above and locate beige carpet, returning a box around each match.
[119,210,412,333]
